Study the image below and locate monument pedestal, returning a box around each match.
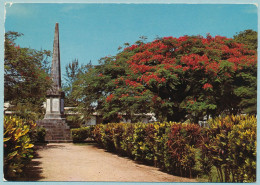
[37,119,72,142]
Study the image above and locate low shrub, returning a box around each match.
[101,123,115,151]
[71,126,94,143]
[90,115,256,182]
[111,123,125,154]
[30,126,46,144]
[91,121,202,178]
[92,124,105,146]
[166,123,202,177]
[200,115,256,182]
[4,116,35,180]
[120,123,135,156]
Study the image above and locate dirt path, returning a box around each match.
[23,143,196,182]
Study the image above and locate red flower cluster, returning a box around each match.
[120,94,129,98]
[15,45,20,49]
[118,34,256,90]
[106,94,114,102]
[203,83,213,89]
[152,95,158,103]
[140,73,166,85]
[181,54,209,70]
[125,79,141,87]
[125,44,139,51]
[130,63,155,73]
[131,50,153,63]
[205,61,219,75]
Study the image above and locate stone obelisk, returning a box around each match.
[44,23,65,119]
[37,23,71,142]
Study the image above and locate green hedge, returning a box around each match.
[200,115,256,182]
[92,122,201,178]
[72,115,256,182]
[71,126,94,142]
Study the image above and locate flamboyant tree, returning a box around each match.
[74,34,257,123]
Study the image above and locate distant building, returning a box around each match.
[65,107,156,126]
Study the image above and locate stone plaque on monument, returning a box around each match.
[52,98,59,112]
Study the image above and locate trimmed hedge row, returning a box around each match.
[201,115,256,182]
[71,115,256,182]
[4,116,46,180]
[71,126,94,142]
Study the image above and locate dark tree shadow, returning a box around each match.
[6,158,44,181]
[18,160,44,181]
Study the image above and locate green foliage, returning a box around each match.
[4,31,52,116]
[63,59,91,107]
[91,121,202,178]
[120,123,135,156]
[233,29,257,50]
[89,115,256,181]
[4,116,36,180]
[8,102,45,121]
[200,115,256,182]
[167,123,202,177]
[73,33,256,123]
[30,127,46,144]
[66,115,84,128]
[71,126,94,143]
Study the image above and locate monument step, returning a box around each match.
[47,140,73,143]
[39,123,69,127]
[50,131,71,134]
[52,137,69,140]
[37,117,71,142]
[51,134,71,137]
[42,126,70,129]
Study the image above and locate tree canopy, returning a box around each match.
[4,31,52,118]
[63,59,91,107]
[72,33,256,123]
[233,29,257,51]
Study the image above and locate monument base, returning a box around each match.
[44,113,65,119]
[37,119,72,142]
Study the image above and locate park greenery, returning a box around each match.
[4,31,52,120]
[67,30,257,123]
[72,114,256,182]
[4,116,46,180]
[4,29,257,181]
[5,30,256,123]
[4,32,49,179]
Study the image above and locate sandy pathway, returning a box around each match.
[25,143,196,182]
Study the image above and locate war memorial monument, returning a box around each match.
[37,23,71,142]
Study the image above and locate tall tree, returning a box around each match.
[63,59,91,107]
[4,31,52,118]
[73,34,257,123]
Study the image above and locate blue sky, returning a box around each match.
[5,3,257,79]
